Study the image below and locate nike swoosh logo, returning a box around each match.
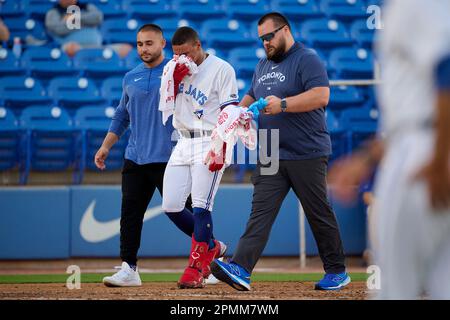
[271,65,279,70]
[134,77,143,82]
[80,200,164,243]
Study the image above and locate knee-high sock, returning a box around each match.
[165,208,194,237]
[166,208,215,248]
[193,207,214,249]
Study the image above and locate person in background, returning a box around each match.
[45,0,131,57]
[0,18,10,42]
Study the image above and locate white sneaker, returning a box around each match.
[103,262,142,287]
[205,257,223,285]
[205,273,220,285]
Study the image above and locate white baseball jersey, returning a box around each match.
[377,0,450,141]
[162,54,239,213]
[171,54,239,131]
[371,0,450,299]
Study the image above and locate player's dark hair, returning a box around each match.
[138,23,163,35]
[258,12,291,30]
[171,26,200,46]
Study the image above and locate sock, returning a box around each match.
[125,261,137,271]
[166,208,216,248]
[193,207,214,249]
[166,208,195,237]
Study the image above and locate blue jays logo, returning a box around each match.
[179,83,208,106]
[194,109,204,119]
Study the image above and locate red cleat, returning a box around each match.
[177,237,209,289]
[201,240,227,278]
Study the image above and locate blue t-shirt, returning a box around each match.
[248,42,331,160]
[109,58,175,164]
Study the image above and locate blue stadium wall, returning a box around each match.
[0,185,366,259]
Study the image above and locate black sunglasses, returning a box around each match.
[259,25,286,42]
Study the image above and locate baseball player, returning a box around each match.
[160,26,239,289]
[96,24,195,287]
[329,0,450,299]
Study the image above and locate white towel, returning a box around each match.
[159,55,198,125]
[206,105,258,167]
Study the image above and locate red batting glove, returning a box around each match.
[173,63,190,96]
[207,142,227,172]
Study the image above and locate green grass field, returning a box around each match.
[0,273,369,284]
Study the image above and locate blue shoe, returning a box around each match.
[315,272,351,290]
[211,259,251,291]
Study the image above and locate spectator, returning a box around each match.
[0,18,10,42]
[45,0,131,57]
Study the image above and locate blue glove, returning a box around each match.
[247,98,268,122]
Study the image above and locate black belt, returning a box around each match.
[178,130,212,138]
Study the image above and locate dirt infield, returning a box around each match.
[0,282,368,300]
[0,257,370,300]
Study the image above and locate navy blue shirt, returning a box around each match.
[109,58,175,164]
[248,42,331,160]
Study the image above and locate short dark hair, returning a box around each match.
[138,23,163,35]
[171,26,200,46]
[258,12,291,30]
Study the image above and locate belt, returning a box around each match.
[178,130,212,138]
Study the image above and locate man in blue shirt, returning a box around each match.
[95,24,198,287]
[212,13,349,291]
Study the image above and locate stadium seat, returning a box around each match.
[73,105,128,183]
[325,109,348,161]
[0,107,22,171]
[350,19,375,49]
[271,0,323,20]
[327,85,365,111]
[204,47,226,60]
[228,47,265,78]
[90,0,126,19]
[173,0,226,22]
[0,76,51,109]
[47,76,105,109]
[21,0,57,20]
[320,0,368,23]
[223,0,270,22]
[0,48,26,76]
[3,16,48,42]
[101,17,144,45]
[122,0,175,20]
[19,105,77,184]
[124,49,141,69]
[300,18,353,50]
[236,77,251,100]
[0,0,23,18]
[201,19,251,50]
[328,47,374,79]
[341,105,378,151]
[101,76,123,106]
[21,47,76,79]
[73,48,129,78]
[153,18,193,45]
[366,0,383,7]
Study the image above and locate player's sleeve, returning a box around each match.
[299,52,329,91]
[218,63,240,109]
[108,77,130,137]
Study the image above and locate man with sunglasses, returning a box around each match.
[211,12,349,291]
